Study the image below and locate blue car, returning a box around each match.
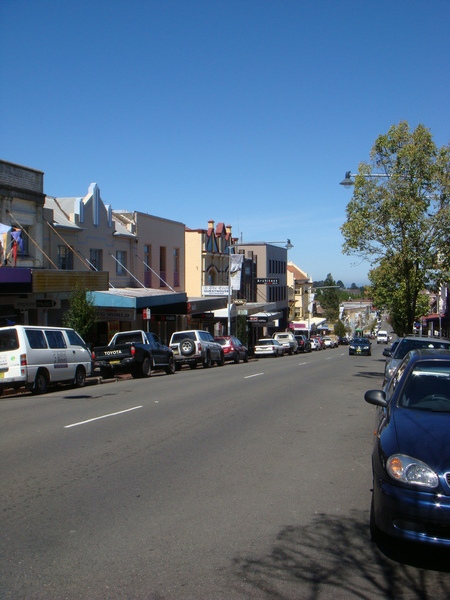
[365,349,450,546]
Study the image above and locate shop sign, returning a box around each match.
[151,315,176,322]
[96,308,136,322]
[202,285,229,296]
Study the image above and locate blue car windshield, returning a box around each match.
[399,361,450,411]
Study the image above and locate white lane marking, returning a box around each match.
[65,406,143,428]
[298,362,309,365]
[245,373,264,379]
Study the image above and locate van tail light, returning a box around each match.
[91,351,96,360]
[131,346,136,356]
[20,353,27,366]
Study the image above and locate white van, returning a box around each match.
[377,330,389,344]
[0,325,92,395]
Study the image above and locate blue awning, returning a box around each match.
[90,288,187,309]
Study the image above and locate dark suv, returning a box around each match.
[295,335,311,353]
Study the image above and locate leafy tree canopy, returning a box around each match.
[316,273,340,322]
[63,282,97,344]
[341,121,450,335]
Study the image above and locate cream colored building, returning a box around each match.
[287,261,313,322]
[185,220,234,297]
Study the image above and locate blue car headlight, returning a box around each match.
[387,454,439,488]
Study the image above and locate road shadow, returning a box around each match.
[232,510,450,599]
[354,369,385,380]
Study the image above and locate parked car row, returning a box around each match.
[309,335,340,351]
[0,323,360,395]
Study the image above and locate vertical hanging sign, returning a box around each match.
[229,254,244,291]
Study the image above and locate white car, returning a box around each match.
[254,339,285,357]
[376,330,389,344]
[322,336,336,348]
[309,338,321,351]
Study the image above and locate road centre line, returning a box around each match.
[245,373,264,379]
[64,406,143,428]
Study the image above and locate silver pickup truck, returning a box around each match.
[169,330,224,370]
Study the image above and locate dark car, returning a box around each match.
[214,336,248,363]
[384,335,450,383]
[365,349,450,546]
[338,336,349,345]
[348,337,372,356]
[295,334,311,353]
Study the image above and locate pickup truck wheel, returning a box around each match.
[142,357,152,377]
[74,366,86,388]
[180,339,195,356]
[203,352,212,368]
[165,356,176,374]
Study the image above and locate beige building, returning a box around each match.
[185,220,234,297]
[113,209,185,292]
[45,185,189,342]
[287,261,313,322]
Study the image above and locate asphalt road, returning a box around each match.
[2,343,450,599]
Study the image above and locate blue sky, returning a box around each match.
[2,0,449,287]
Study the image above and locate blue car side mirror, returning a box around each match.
[364,389,388,408]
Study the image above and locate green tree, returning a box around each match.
[317,273,340,322]
[334,319,346,338]
[63,282,97,344]
[341,121,450,336]
[236,314,248,346]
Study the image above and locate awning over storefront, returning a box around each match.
[213,306,238,319]
[290,318,326,330]
[188,296,228,314]
[90,288,187,310]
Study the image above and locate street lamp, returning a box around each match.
[226,239,294,334]
[339,170,390,188]
[265,239,294,249]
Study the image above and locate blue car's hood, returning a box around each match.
[392,408,450,471]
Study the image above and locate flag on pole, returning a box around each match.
[10,230,24,267]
